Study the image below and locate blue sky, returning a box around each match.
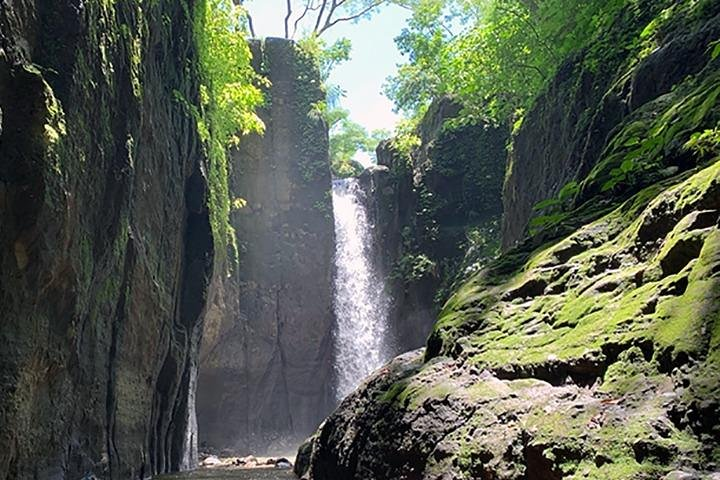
[243,1,410,134]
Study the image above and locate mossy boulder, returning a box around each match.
[296,155,720,480]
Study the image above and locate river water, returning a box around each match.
[331,178,391,400]
[155,468,296,480]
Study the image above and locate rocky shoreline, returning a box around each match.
[199,454,294,471]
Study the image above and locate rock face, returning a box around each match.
[359,98,507,351]
[502,0,720,249]
[297,2,720,479]
[0,1,212,478]
[197,38,336,454]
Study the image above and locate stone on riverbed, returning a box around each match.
[200,455,222,467]
[274,458,293,469]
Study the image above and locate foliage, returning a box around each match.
[385,0,633,123]
[391,253,437,282]
[329,107,389,177]
[296,36,390,177]
[195,0,265,260]
[297,34,352,82]
[390,117,422,161]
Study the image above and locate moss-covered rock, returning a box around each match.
[296,2,720,475]
[297,153,720,480]
[504,0,720,249]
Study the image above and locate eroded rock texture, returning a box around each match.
[0,1,212,478]
[359,97,507,351]
[198,38,335,454]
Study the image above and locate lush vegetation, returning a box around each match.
[385,0,636,124]
[297,33,391,177]
[194,0,265,259]
[328,107,389,177]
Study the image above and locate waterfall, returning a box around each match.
[332,178,391,401]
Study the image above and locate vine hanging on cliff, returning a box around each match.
[194,0,265,261]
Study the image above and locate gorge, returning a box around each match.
[1,0,719,479]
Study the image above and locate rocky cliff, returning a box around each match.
[503,0,720,249]
[359,98,507,350]
[197,38,336,455]
[0,1,212,478]
[297,2,720,478]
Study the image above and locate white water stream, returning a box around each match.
[331,178,391,401]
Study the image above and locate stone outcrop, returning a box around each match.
[297,2,720,478]
[502,0,720,249]
[359,98,507,351]
[197,38,336,455]
[298,153,720,480]
[0,1,212,478]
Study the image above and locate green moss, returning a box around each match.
[194,0,264,264]
[654,229,720,358]
[430,156,720,372]
[582,71,720,197]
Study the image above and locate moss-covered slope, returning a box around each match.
[297,155,720,480]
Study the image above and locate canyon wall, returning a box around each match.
[0,1,212,478]
[198,38,336,455]
[502,0,720,249]
[297,1,720,478]
[359,98,507,351]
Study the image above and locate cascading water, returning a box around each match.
[332,178,391,401]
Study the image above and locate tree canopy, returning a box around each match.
[385,0,631,124]
[328,108,390,177]
[238,0,402,38]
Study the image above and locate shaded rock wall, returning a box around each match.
[359,98,507,351]
[503,0,720,249]
[198,38,335,455]
[0,1,212,478]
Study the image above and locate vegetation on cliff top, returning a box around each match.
[194,0,264,260]
[386,0,705,125]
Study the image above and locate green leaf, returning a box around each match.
[623,136,641,147]
[621,159,634,173]
[602,178,619,192]
[711,41,720,60]
[557,181,579,200]
[533,198,561,211]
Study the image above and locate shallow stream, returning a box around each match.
[155,468,296,480]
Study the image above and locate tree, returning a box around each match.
[240,0,402,39]
[384,0,632,124]
[329,108,390,177]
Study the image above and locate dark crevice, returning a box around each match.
[105,234,136,478]
[493,340,656,388]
